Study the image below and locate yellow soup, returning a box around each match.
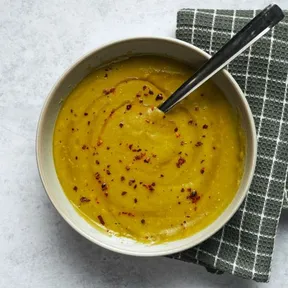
[53,56,245,243]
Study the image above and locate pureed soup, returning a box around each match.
[53,56,245,243]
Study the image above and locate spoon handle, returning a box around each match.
[158,4,284,113]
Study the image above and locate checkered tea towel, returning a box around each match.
[169,9,288,282]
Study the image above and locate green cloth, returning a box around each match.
[170,9,288,282]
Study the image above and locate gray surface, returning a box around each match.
[1,0,288,287]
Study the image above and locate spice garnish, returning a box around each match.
[203,124,208,129]
[84,112,88,116]
[121,191,127,196]
[95,172,100,180]
[119,122,124,128]
[195,141,203,147]
[97,139,103,146]
[126,104,132,110]
[200,168,205,174]
[155,94,163,101]
[134,198,138,203]
[98,215,105,225]
[101,183,108,191]
[80,196,90,203]
[141,219,145,224]
[73,186,78,191]
[144,157,150,163]
[176,157,186,168]
[120,176,125,181]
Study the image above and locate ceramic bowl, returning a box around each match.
[36,37,257,256]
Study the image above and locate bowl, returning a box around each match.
[36,37,257,256]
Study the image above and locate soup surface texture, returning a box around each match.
[53,56,245,243]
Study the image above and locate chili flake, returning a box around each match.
[203,124,208,129]
[141,219,145,224]
[155,94,163,101]
[149,90,154,95]
[176,157,186,168]
[106,170,111,175]
[80,196,90,203]
[73,186,78,191]
[126,104,132,110]
[120,176,125,181]
[121,191,127,196]
[174,127,178,132]
[119,122,124,128]
[200,168,205,174]
[129,179,136,186]
[95,172,100,180]
[84,112,88,116]
[96,160,100,165]
[97,139,103,146]
[144,157,150,163]
[134,198,138,203]
[195,141,203,147]
[101,183,108,191]
[98,215,105,225]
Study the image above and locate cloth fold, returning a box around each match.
[169,9,288,282]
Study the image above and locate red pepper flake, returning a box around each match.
[125,166,130,171]
[155,94,163,101]
[181,188,185,192]
[188,120,193,125]
[101,183,108,191]
[82,145,88,150]
[95,172,100,180]
[203,124,208,129]
[126,104,132,110]
[119,122,124,128]
[134,198,138,203]
[96,160,100,165]
[180,141,186,146]
[201,93,204,97]
[178,202,181,205]
[149,90,154,95]
[143,85,147,90]
[129,179,136,186]
[128,144,133,150]
[103,89,109,95]
[143,183,155,192]
[213,146,216,150]
[202,135,206,138]
[195,141,203,147]
[104,73,108,78]
[120,212,135,217]
[144,93,148,96]
[120,176,125,181]
[109,109,115,117]
[176,157,186,168]
[121,191,127,196]
[97,139,103,146]
[72,128,75,132]
[187,188,192,192]
[106,170,111,175]
[80,196,90,203]
[151,182,156,187]
[87,121,90,125]
[134,153,146,161]
[75,156,78,160]
[194,107,199,111]
[98,215,105,225]
[200,159,205,164]
[139,99,143,104]
[106,146,110,150]
[119,159,122,163]
[141,219,145,224]
[175,132,180,138]
[136,93,141,98]
[200,168,205,174]
[160,174,164,178]
[144,157,150,163]
[152,154,156,158]
[174,127,178,132]
[73,186,78,191]
[133,184,137,189]
[84,112,88,116]
[145,119,150,124]
[110,87,115,93]
[187,190,200,203]
[70,109,73,113]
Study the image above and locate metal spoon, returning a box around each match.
[158,4,284,113]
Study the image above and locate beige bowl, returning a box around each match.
[36,37,257,256]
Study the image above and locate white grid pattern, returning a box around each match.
[176,8,288,282]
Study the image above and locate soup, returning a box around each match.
[53,56,245,243]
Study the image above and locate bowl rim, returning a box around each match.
[36,36,257,256]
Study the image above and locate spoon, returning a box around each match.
[158,4,284,113]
